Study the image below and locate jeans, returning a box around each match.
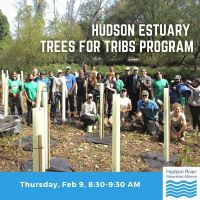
[66,91,75,113]
[77,96,86,116]
[51,92,62,118]
[80,115,97,127]
[27,100,33,126]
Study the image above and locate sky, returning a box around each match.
[0,0,71,36]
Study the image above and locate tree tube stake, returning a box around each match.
[164,88,170,162]
[112,94,121,172]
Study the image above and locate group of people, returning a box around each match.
[5,64,200,141]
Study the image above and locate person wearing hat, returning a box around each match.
[36,70,50,92]
[122,67,130,86]
[170,74,186,108]
[51,69,63,119]
[187,77,200,132]
[120,88,132,128]
[65,66,76,117]
[136,90,160,136]
[125,66,139,115]
[80,93,98,129]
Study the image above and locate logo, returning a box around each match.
[163,167,200,200]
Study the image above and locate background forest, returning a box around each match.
[0,0,200,73]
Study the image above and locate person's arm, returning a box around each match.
[142,77,152,89]
[151,81,155,100]
[16,81,22,96]
[85,104,96,117]
[177,114,187,136]
[92,102,97,115]
[188,84,200,92]
[69,75,76,94]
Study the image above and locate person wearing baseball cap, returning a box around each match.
[136,90,160,137]
[170,74,186,108]
[36,70,50,92]
[80,93,98,130]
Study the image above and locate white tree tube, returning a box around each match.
[164,88,170,162]
[17,74,20,81]
[2,73,5,105]
[36,82,43,108]
[62,76,66,122]
[4,77,8,116]
[42,92,49,170]
[20,71,24,85]
[33,108,46,172]
[112,94,121,172]
[6,70,9,78]
[99,83,104,139]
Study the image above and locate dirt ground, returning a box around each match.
[0,116,200,172]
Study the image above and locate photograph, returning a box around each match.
[0,0,200,199]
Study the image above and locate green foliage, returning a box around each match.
[0,10,10,41]
[0,0,199,71]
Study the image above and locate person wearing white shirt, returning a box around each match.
[80,93,98,128]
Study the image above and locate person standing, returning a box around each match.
[170,75,186,109]
[23,73,38,126]
[48,70,55,104]
[151,71,168,102]
[151,71,169,124]
[76,69,86,117]
[137,69,152,99]
[125,67,139,115]
[104,72,116,120]
[65,66,76,117]
[51,69,63,119]
[122,66,130,86]
[36,70,50,92]
[8,71,23,116]
[187,78,200,132]
[115,73,124,94]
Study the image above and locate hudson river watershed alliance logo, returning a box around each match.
[163,167,200,200]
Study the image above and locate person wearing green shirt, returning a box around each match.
[115,73,124,94]
[8,71,23,116]
[23,73,38,126]
[151,71,168,125]
[151,71,168,102]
